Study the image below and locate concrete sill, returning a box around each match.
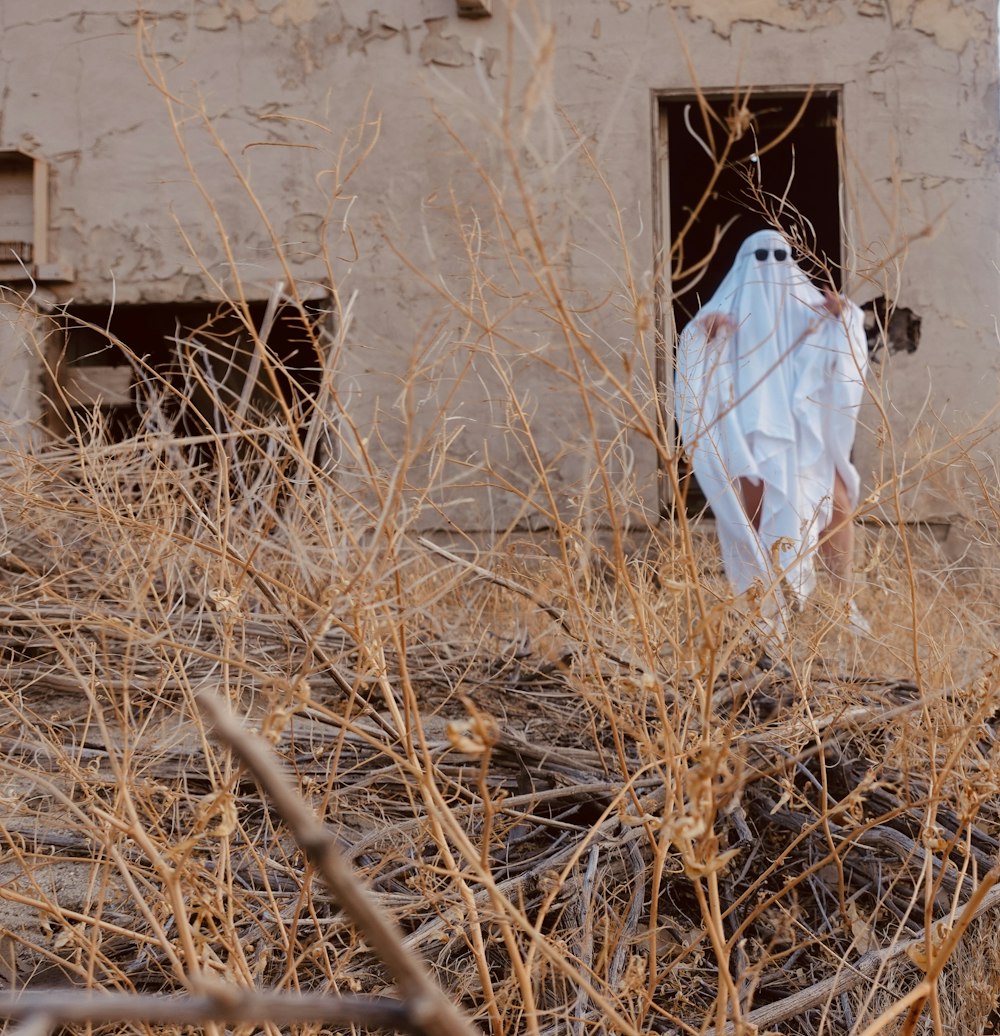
[0,261,75,284]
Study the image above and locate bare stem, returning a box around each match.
[195,685,480,1036]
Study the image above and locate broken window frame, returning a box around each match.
[0,149,48,276]
[52,297,336,458]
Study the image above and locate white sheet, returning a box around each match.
[675,229,868,616]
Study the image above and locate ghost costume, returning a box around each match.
[675,229,868,621]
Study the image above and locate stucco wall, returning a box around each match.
[0,0,996,528]
[0,301,45,448]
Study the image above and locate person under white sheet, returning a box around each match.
[674,228,869,635]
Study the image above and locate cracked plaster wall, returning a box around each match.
[0,0,996,525]
[0,301,44,446]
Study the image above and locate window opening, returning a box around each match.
[0,150,48,275]
[56,300,329,452]
[656,90,843,516]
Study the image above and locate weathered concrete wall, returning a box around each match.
[0,0,996,527]
[0,298,47,451]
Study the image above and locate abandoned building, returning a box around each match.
[0,0,996,533]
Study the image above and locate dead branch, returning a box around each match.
[705,866,1000,1035]
[195,684,481,1036]
[195,687,482,1036]
[418,536,640,668]
[0,989,415,1030]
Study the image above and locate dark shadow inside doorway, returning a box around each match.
[659,90,843,516]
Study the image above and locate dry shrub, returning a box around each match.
[0,10,998,1036]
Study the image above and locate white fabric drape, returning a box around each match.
[675,228,868,612]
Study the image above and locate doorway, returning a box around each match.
[654,89,843,514]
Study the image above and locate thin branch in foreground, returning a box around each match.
[195,685,481,1036]
[417,536,640,668]
[709,866,1000,1036]
[0,991,414,1031]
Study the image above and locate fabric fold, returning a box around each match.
[674,229,868,616]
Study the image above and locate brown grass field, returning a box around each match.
[1,421,999,1036]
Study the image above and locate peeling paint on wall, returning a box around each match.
[347,12,404,55]
[193,0,260,30]
[419,17,473,66]
[882,0,992,51]
[191,0,326,30]
[269,0,321,28]
[673,0,990,47]
[672,0,845,38]
[907,0,991,53]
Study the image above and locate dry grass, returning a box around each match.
[1,10,999,1036]
[2,407,1000,1036]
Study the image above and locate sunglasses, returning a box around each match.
[755,248,789,262]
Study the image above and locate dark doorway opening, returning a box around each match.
[657,89,842,515]
[55,300,328,449]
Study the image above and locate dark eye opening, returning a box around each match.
[754,247,791,263]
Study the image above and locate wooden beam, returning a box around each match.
[32,156,48,266]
